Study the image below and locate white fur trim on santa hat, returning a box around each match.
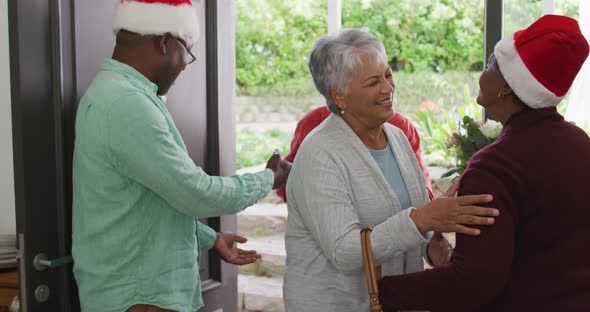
[494,35,563,109]
[113,1,199,46]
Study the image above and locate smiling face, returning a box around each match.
[477,54,508,110]
[333,52,395,128]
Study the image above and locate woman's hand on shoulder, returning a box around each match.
[410,179,498,236]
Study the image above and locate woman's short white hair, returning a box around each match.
[308,28,389,115]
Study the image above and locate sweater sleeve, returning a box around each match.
[106,94,273,219]
[378,150,519,312]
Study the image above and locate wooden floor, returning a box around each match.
[0,269,17,311]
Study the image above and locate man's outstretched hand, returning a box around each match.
[213,233,261,265]
[266,149,291,189]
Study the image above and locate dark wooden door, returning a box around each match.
[9,0,238,310]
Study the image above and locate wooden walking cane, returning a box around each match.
[361,228,383,312]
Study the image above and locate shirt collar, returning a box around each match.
[102,58,159,94]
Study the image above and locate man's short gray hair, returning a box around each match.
[308,28,389,115]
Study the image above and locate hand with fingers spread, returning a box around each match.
[213,233,261,265]
[410,179,498,236]
[266,149,292,189]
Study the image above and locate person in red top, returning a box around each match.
[277,106,433,202]
[378,15,590,312]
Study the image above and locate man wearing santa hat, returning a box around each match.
[376,14,590,312]
[71,1,290,311]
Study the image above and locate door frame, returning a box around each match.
[9,0,78,310]
[200,0,241,310]
[484,0,503,121]
[204,0,223,289]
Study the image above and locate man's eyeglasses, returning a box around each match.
[175,37,196,65]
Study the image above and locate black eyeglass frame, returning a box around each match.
[174,37,196,65]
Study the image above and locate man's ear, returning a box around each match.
[329,88,347,111]
[156,34,170,55]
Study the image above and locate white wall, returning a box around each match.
[0,0,16,235]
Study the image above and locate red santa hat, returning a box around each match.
[113,0,199,46]
[494,14,589,109]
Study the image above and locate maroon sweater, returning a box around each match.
[379,108,590,311]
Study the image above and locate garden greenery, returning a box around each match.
[236,0,579,94]
[234,0,582,169]
[236,129,291,169]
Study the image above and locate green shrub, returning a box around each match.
[235,71,482,125]
[238,76,317,97]
[504,0,578,36]
[236,0,485,90]
[236,129,292,169]
[236,0,327,91]
[236,0,579,92]
[342,0,484,72]
[235,71,485,169]
[410,108,456,167]
[408,84,483,167]
[394,71,480,112]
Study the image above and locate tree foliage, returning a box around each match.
[235,0,327,92]
[236,0,580,92]
[342,0,484,72]
[504,0,579,35]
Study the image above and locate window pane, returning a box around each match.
[555,0,580,18]
[559,1,589,130]
[504,0,588,131]
[503,0,542,36]
[343,1,485,169]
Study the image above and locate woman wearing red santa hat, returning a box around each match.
[72,1,290,312]
[377,14,590,312]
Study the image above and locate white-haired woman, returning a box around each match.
[283,28,499,311]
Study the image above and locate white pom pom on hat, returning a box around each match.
[494,14,589,109]
[113,0,199,46]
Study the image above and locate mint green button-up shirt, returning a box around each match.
[72,59,273,312]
